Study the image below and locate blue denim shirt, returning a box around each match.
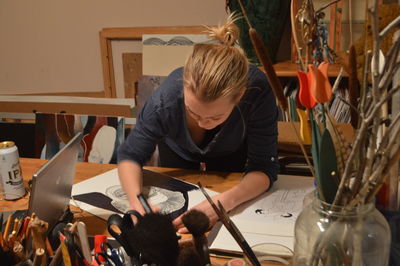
[118,65,279,183]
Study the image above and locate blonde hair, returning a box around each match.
[183,13,248,103]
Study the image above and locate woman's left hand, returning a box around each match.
[172,196,220,234]
[173,171,270,234]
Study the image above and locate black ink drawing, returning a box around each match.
[255,209,265,215]
[73,169,198,220]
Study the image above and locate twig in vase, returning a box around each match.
[349,147,400,207]
[359,51,372,116]
[361,1,384,188]
[333,85,400,205]
[348,101,400,206]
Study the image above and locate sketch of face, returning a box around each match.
[105,185,185,215]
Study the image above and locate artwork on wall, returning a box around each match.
[35,113,125,164]
[142,34,209,76]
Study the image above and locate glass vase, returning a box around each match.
[293,192,391,266]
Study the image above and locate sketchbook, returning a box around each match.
[209,174,314,254]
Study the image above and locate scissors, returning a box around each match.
[95,242,123,266]
[107,210,142,262]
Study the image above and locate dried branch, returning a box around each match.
[379,36,400,91]
[359,51,372,116]
[336,95,359,114]
[362,115,380,183]
[370,3,381,103]
[315,0,340,14]
[350,132,368,197]
[365,148,400,203]
[365,85,400,118]
[348,113,400,206]
[379,15,400,39]
[290,0,306,71]
[333,85,400,205]
[350,145,400,207]
[375,112,400,155]
[331,67,344,95]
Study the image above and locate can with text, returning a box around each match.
[0,141,26,200]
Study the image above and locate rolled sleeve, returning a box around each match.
[117,99,164,166]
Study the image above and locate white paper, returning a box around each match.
[70,168,218,220]
[210,174,314,253]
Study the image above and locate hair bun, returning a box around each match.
[205,13,240,46]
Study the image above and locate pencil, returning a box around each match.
[0,232,4,250]
[3,215,12,242]
[12,218,19,233]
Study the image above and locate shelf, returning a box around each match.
[271,61,347,77]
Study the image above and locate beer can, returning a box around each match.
[0,141,26,200]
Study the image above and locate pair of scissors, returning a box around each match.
[107,210,142,262]
[95,242,123,266]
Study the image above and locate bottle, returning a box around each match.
[0,141,26,200]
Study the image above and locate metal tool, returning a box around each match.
[107,210,142,262]
[198,182,260,266]
[95,242,123,266]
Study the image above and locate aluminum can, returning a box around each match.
[0,141,26,200]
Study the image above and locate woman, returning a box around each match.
[117,14,279,233]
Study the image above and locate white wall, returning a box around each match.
[0,0,227,95]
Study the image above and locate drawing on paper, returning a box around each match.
[72,168,198,220]
[105,185,186,216]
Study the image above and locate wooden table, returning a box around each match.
[2,158,257,265]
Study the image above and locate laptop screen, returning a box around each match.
[28,132,82,230]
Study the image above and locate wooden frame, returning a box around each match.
[99,26,206,98]
[0,96,135,117]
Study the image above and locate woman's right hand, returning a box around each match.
[129,196,160,223]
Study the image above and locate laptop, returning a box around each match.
[27,132,82,230]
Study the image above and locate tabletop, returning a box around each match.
[2,158,266,265]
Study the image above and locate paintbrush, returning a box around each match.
[198,182,260,266]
